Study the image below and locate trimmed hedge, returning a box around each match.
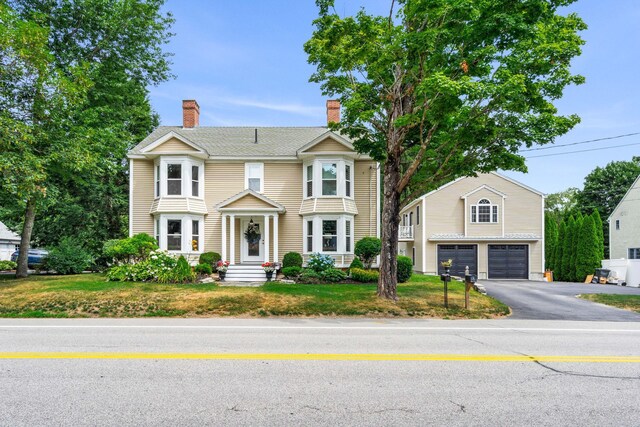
[282,266,303,279]
[348,257,364,272]
[397,256,413,283]
[354,237,381,268]
[194,263,212,275]
[199,252,221,266]
[320,268,347,283]
[350,268,379,283]
[282,252,303,268]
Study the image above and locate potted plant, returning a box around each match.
[440,259,452,274]
[262,261,276,281]
[216,260,230,281]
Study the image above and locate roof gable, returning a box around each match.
[139,132,206,156]
[461,185,508,199]
[608,173,640,220]
[297,132,354,154]
[216,189,286,212]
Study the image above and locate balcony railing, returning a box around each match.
[399,225,414,240]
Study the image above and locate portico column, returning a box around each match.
[221,214,227,262]
[273,214,279,263]
[263,214,270,263]
[229,214,236,265]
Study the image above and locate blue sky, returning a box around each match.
[150,0,640,194]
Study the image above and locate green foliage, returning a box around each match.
[282,266,303,279]
[570,214,583,282]
[545,188,580,224]
[199,252,221,267]
[591,209,605,261]
[545,214,558,271]
[43,237,93,275]
[348,257,364,272]
[194,263,212,275]
[282,252,304,268]
[354,237,381,269]
[575,159,640,257]
[350,268,379,283]
[300,268,322,283]
[0,261,17,271]
[307,252,335,273]
[561,217,575,281]
[320,268,347,283]
[553,220,566,280]
[103,233,158,264]
[106,249,176,282]
[397,256,413,283]
[157,256,195,284]
[575,215,600,282]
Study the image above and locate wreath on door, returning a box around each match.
[244,221,261,244]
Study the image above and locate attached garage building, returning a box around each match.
[398,173,545,281]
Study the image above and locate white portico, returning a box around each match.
[215,189,286,264]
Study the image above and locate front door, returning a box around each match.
[241,218,264,263]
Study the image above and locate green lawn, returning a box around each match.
[579,294,640,313]
[0,273,508,318]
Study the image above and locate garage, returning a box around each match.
[438,244,477,277]
[488,244,529,279]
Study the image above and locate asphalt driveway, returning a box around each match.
[480,280,640,321]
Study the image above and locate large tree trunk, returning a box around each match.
[377,153,402,300]
[16,198,36,278]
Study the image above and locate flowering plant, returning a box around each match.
[262,262,276,273]
[216,260,230,273]
[440,259,453,268]
[191,239,199,251]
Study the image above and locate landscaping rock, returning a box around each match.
[199,277,215,284]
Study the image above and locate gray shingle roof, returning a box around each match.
[0,221,20,242]
[129,126,338,157]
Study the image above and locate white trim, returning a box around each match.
[221,215,227,262]
[245,162,264,194]
[206,156,299,162]
[490,172,545,197]
[273,214,279,262]
[230,214,235,265]
[541,194,545,273]
[296,131,354,154]
[155,214,204,254]
[302,214,355,255]
[215,189,286,212]
[240,217,264,263]
[461,184,508,199]
[139,131,205,155]
[470,198,499,224]
[129,160,134,237]
[421,198,426,272]
[264,214,270,263]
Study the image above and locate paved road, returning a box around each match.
[480,280,640,321]
[1,318,639,426]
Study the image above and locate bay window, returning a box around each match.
[345,219,352,252]
[192,220,200,251]
[304,159,354,198]
[306,220,313,252]
[167,219,182,250]
[303,215,355,254]
[192,165,200,197]
[155,157,204,198]
[155,165,160,198]
[167,164,182,195]
[155,214,204,252]
[322,220,338,252]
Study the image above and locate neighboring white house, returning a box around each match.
[398,173,545,280]
[0,221,20,261]
[608,173,640,260]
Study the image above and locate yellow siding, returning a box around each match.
[149,137,198,153]
[354,160,378,241]
[204,163,245,254]
[313,198,346,213]
[131,159,155,235]
[225,195,277,209]
[305,138,351,153]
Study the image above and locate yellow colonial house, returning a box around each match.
[128,100,380,280]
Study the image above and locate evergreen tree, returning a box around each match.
[545,214,558,271]
[561,216,575,281]
[591,209,605,261]
[554,220,566,280]
[575,215,599,281]
[570,213,583,281]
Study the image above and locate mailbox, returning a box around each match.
[465,274,477,284]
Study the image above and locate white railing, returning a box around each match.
[399,225,414,240]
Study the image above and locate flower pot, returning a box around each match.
[218,271,226,281]
[265,271,273,281]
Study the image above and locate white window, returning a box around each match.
[629,248,640,259]
[345,164,351,197]
[345,219,352,252]
[155,219,160,245]
[306,220,313,252]
[167,219,182,251]
[245,163,264,193]
[322,163,337,196]
[471,198,498,223]
[167,164,182,196]
[155,165,160,198]
[322,220,338,252]
[14,244,20,252]
[192,220,200,251]
[191,165,200,197]
[306,165,313,198]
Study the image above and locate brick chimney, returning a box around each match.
[326,99,340,124]
[182,99,200,128]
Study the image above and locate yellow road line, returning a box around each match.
[0,352,638,363]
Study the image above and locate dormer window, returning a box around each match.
[471,198,498,223]
[304,159,354,198]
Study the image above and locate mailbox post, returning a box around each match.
[440,265,451,309]
[463,265,477,310]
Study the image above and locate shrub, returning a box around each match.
[282,252,303,268]
[44,237,93,275]
[103,233,158,264]
[397,255,413,283]
[282,266,303,279]
[307,252,335,273]
[350,268,379,283]
[348,257,364,273]
[105,250,177,282]
[157,256,196,284]
[199,252,221,267]
[194,263,212,275]
[0,260,17,271]
[300,268,322,283]
[320,268,347,283]
[354,237,381,268]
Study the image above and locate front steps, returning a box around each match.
[223,264,268,282]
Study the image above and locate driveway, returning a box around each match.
[480,280,640,321]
